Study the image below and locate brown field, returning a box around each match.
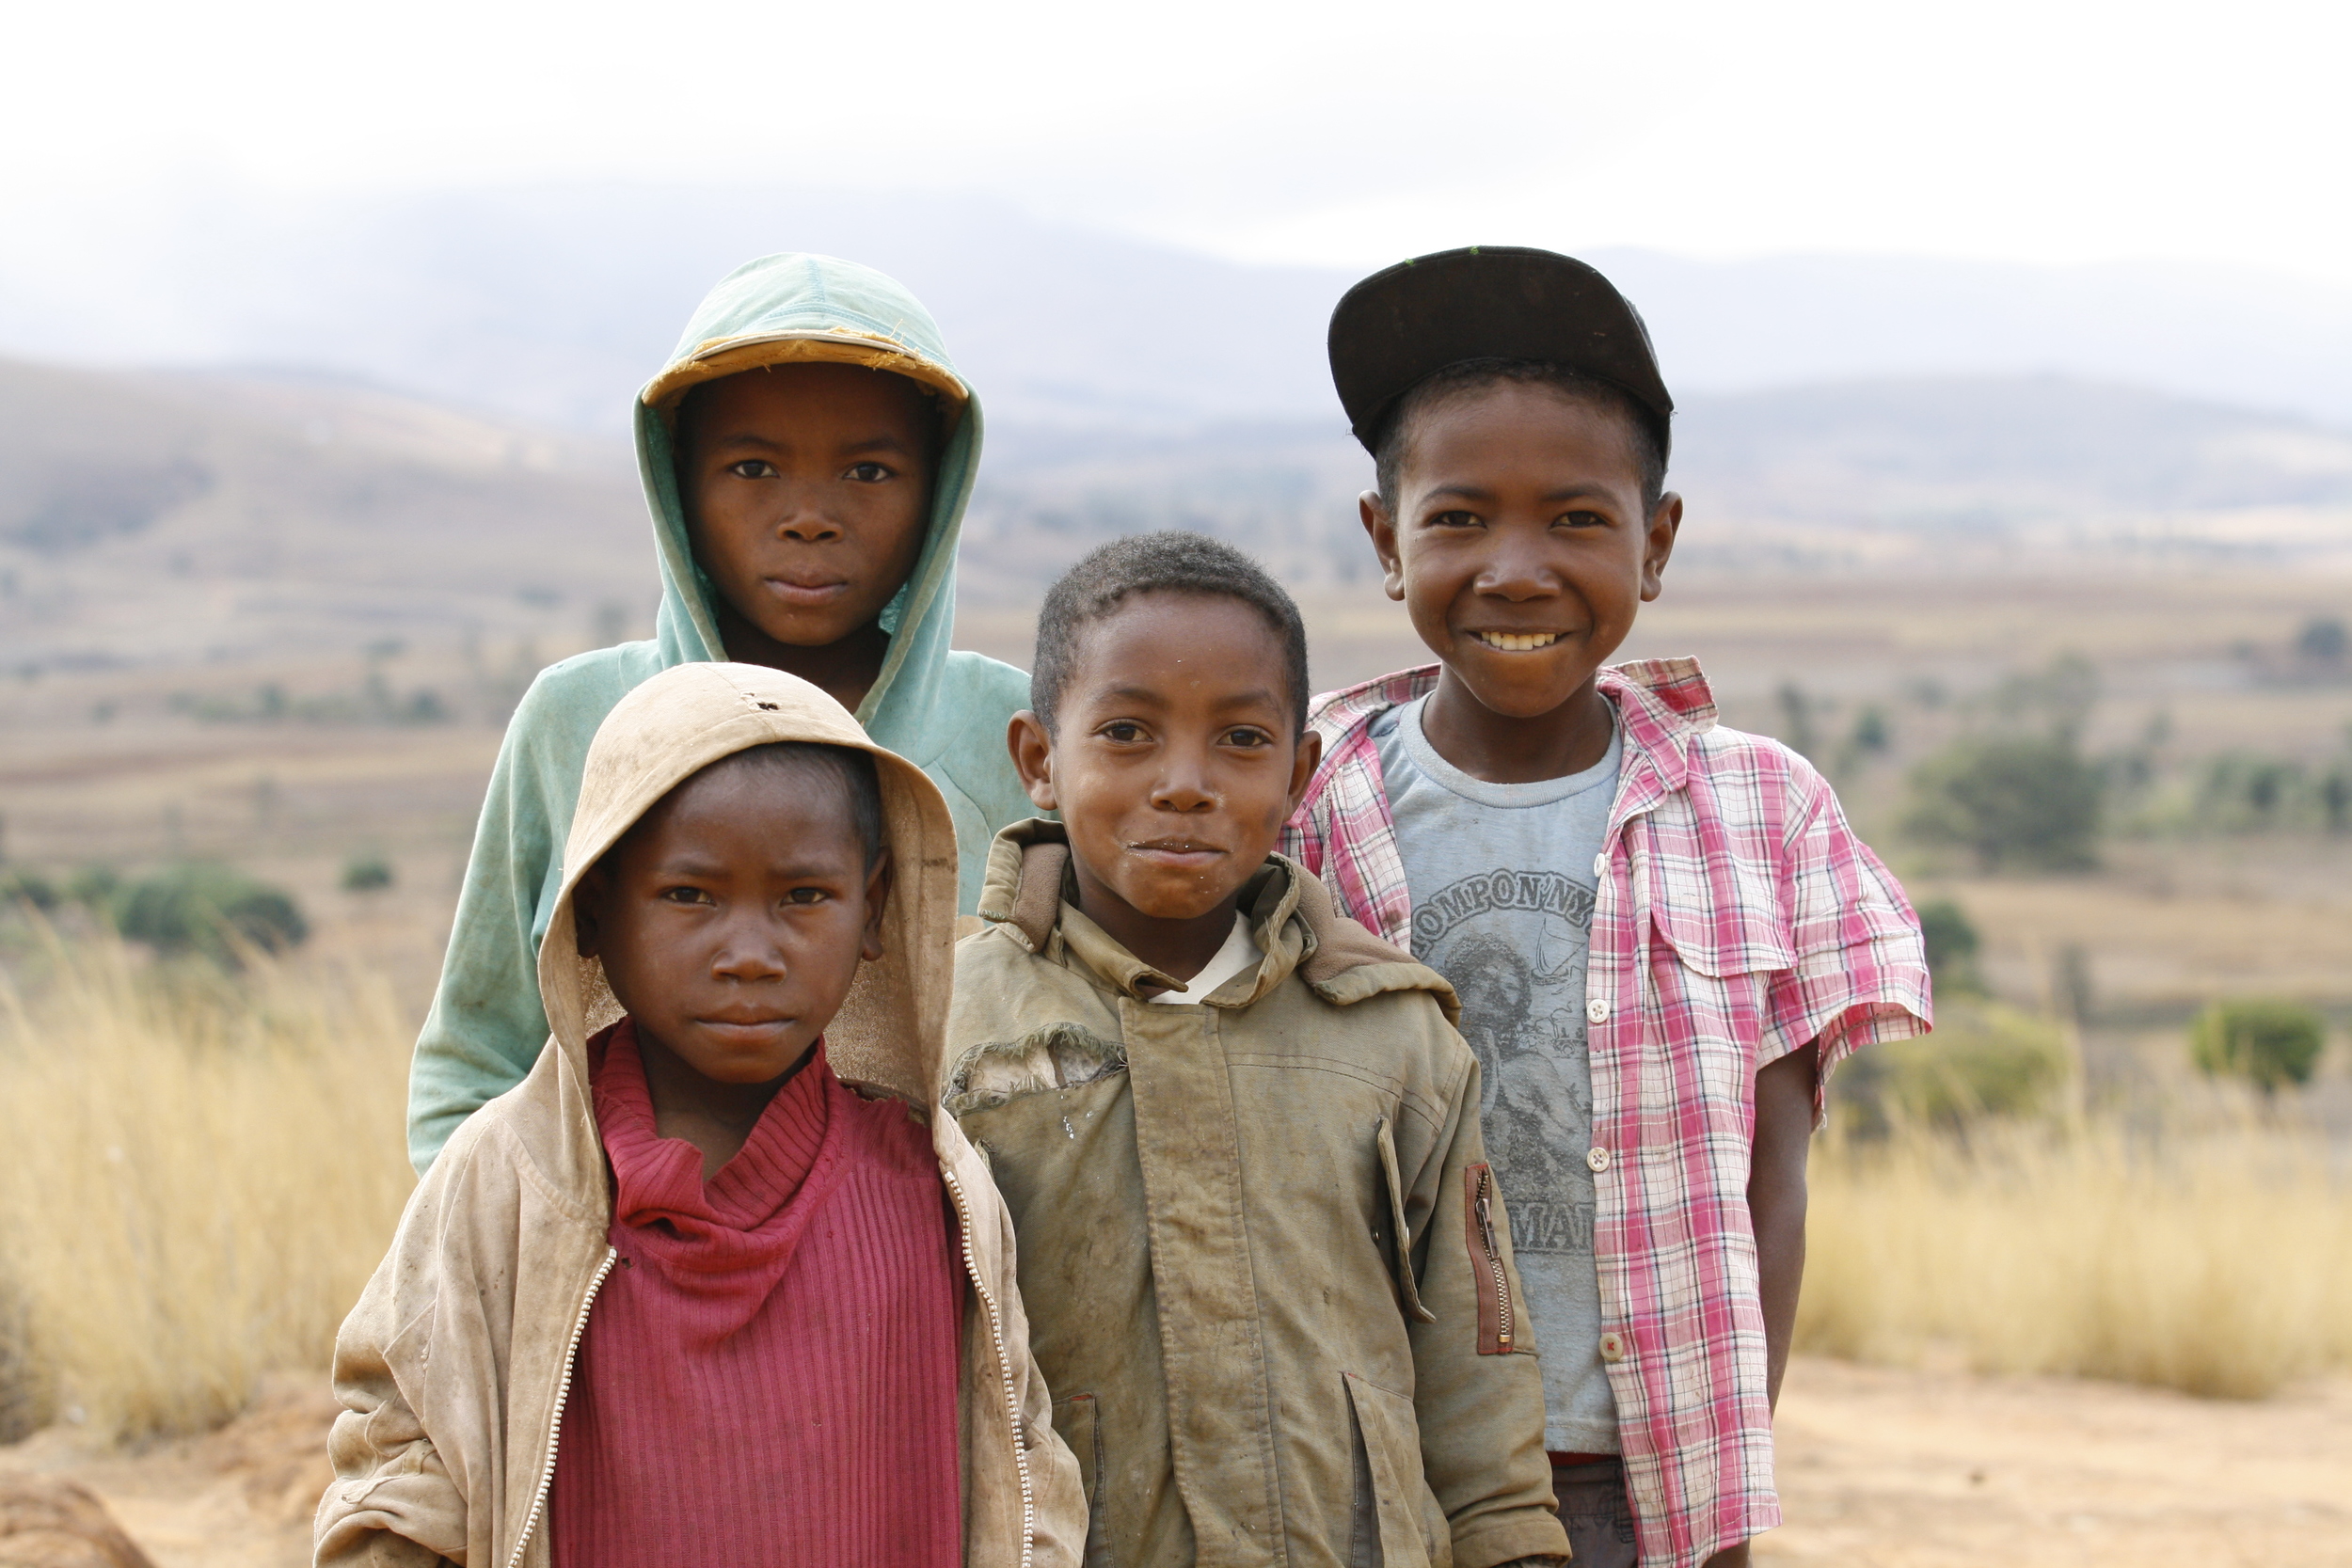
[5,550,2351,1560]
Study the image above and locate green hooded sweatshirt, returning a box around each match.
[406,254,1035,1174]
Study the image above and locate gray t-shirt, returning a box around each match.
[1372,694,1623,1454]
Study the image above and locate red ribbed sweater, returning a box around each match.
[548,1021,963,1568]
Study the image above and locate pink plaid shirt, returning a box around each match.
[1282,658,1931,1567]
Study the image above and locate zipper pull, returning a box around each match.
[1474,1169,1500,1257]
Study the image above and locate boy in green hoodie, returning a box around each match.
[406,254,1036,1173]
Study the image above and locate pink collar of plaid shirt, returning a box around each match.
[1282,657,1931,1567]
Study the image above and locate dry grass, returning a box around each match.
[0,913,2345,1453]
[1801,1119,2352,1398]
[0,925,413,1443]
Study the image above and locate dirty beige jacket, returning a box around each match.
[316,663,1087,1568]
[946,822,1568,1568]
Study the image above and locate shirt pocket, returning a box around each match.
[1645,896,1792,1106]
[1343,1371,1450,1568]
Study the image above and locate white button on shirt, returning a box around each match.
[1586,996,1611,1024]
[1593,852,1609,879]
[1586,1147,1612,1172]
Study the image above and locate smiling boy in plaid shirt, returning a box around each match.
[1283,248,1932,1567]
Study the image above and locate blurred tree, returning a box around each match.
[1775,682,1820,760]
[1903,735,2102,871]
[341,855,395,893]
[2323,767,2351,834]
[1914,898,1983,995]
[2189,1000,2327,1097]
[1987,652,2099,742]
[2295,615,2346,665]
[1835,999,2070,1132]
[115,864,307,964]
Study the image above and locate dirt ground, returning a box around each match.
[1761,1358,2352,1566]
[3,1357,2344,1566]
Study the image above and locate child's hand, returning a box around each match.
[1702,1543,1752,1566]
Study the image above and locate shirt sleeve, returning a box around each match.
[405,674,581,1175]
[1762,774,1933,1117]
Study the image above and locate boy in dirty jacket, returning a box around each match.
[946,532,1568,1568]
[318,662,1085,1568]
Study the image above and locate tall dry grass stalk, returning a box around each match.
[0,925,414,1442]
[1800,1119,2352,1398]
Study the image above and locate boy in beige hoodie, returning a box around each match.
[317,661,1083,1568]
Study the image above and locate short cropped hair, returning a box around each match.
[1031,531,1310,736]
[1373,358,1667,515]
[693,741,886,869]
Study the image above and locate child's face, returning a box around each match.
[680,363,936,652]
[1011,593,1321,927]
[1361,383,1680,721]
[574,759,889,1086]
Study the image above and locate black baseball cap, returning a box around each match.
[1327,245,1673,462]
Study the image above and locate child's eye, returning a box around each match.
[1221,727,1275,748]
[1555,509,1611,530]
[844,462,894,483]
[727,459,779,480]
[660,886,716,906]
[1427,509,1483,530]
[1097,721,1149,744]
[784,887,830,907]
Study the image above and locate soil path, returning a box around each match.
[3,1358,2346,1565]
[1763,1357,2352,1566]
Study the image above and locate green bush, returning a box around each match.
[1915,897,1983,995]
[0,870,59,911]
[340,855,395,893]
[114,863,308,962]
[2190,1000,2327,1096]
[1903,735,2102,871]
[1836,999,2071,1133]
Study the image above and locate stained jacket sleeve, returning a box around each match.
[314,1262,466,1567]
[405,667,599,1174]
[1403,1045,1572,1568]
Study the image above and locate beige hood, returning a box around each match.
[537,659,961,1112]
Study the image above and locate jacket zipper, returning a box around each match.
[505,1245,618,1568]
[942,1164,1038,1568]
[1473,1166,1514,1353]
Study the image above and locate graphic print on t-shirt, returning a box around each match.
[1411,867,1597,1258]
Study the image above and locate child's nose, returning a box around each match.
[1152,762,1218,813]
[1477,540,1562,598]
[775,504,845,543]
[710,927,789,979]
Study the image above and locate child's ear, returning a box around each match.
[1359,490,1406,603]
[572,865,609,958]
[1285,727,1325,817]
[859,847,894,965]
[1641,491,1684,603]
[1007,710,1058,812]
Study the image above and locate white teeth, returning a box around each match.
[1476,631,1562,652]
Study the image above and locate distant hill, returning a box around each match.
[0,358,644,673]
[4,183,2352,434]
[970,376,2352,594]
[6,357,2347,677]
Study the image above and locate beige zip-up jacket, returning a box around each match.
[946,822,1568,1568]
[315,663,1087,1568]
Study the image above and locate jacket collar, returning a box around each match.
[977,818,1458,1021]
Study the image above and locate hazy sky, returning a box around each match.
[5,0,2348,285]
